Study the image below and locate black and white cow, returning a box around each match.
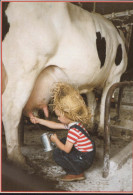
[2,2,127,165]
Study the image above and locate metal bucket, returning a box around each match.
[41,133,54,152]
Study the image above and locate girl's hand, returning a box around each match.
[30,116,39,124]
[50,134,58,143]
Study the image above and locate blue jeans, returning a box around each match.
[53,137,95,175]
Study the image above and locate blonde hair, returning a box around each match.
[52,82,91,124]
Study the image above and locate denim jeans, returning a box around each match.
[53,137,95,175]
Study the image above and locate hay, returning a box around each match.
[52,82,91,124]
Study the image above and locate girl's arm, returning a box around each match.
[51,134,73,153]
[30,116,66,129]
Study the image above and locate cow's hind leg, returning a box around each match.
[86,91,97,132]
[98,39,127,136]
[98,84,113,136]
[99,75,124,136]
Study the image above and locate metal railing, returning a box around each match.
[103,81,133,178]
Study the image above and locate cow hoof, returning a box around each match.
[17,154,26,166]
[7,155,35,174]
[8,153,26,167]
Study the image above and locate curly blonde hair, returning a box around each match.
[52,82,91,124]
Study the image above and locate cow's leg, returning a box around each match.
[86,91,97,130]
[2,87,28,165]
[2,109,25,165]
[99,60,126,136]
[99,85,111,134]
[98,81,118,135]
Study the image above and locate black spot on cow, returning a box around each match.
[96,32,106,68]
[2,2,10,41]
[115,44,122,66]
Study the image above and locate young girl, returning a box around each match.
[30,83,95,182]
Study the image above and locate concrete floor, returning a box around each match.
[2,112,133,192]
[22,119,133,192]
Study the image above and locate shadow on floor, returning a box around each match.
[2,148,65,192]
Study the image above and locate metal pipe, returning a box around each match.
[104,10,133,19]
[115,102,133,106]
[93,2,96,13]
[116,87,124,120]
[103,81,133,178]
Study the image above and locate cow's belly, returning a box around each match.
[46,46,107,90]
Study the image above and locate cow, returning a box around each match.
[23,65,69,118]
[2,2,127,165]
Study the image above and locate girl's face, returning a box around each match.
[55,108,72,125]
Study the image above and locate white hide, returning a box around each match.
[23,65,69,116]
[2,2,127,164]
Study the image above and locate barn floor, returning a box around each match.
[2,111,133,193]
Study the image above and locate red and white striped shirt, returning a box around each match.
[66,122,93,152]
